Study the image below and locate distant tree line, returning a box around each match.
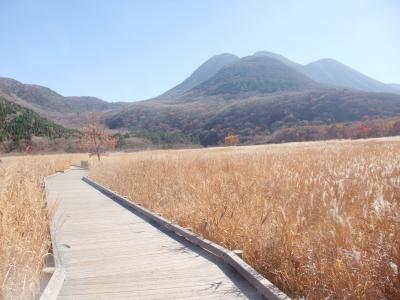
[269,118,400,143]
[197,117,400,146]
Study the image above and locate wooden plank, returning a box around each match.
[39,268,65,300]
[83,177,289,300]
[43,167,289,299]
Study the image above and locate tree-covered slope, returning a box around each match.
[0,97,72,143]
[0,77,129,128]
[106,89,400,145]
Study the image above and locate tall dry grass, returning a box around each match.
[90,139,400,299]
[0,154,85,300]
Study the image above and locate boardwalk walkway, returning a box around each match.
[45,167,264,299]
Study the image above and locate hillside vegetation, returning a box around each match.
[0,77,128,127]
[2,51,400,147]
[90,138,400,299]
[106,90,400,145]
[105,52,400,146]
[0,97,72,149]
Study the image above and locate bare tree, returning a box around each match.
[80,114,116,160]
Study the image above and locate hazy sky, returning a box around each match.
[1,0,399,101]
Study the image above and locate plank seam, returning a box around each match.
[82,176,290,300]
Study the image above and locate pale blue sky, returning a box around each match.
[1,0,399,101]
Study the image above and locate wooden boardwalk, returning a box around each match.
[45,167,265,299]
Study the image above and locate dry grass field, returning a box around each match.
[90,138,400,299]
[0,154,86,300]
[1,138,399,299]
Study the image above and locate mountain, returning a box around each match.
[252,52,399,94]
[0,96,71,144]
[0,77,128,127]
[106,52,400,145]
[190,55,319,96]
[158,53,239,98]
[252,51,303,71]
[106,88,400,146]
[388,83,400,92]
[302,58,397,93]
[200,90,400,134]
[3,51,400,147]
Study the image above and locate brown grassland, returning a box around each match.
[0,154,86,300]
[1,138,399,299]
[89,138,400,299]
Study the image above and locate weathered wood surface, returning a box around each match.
[45,167,268,299]
[83,177,289,300]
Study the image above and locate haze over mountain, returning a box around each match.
[189,55,319,96]
[303,58,397,93]
[106,51,400,145]
[252,52,399,94]
[1,50,400,146]
[388,83,400,93]
[158,51,399,99]
[253,51,303,71]
[0,77,128,127]
[159,53,239,98]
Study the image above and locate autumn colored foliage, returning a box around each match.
[80,114,116,160]
[224,134,240,146]
[270,118,400,143]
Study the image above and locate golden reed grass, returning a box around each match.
[0,154,85,300]
[90,139,400,299]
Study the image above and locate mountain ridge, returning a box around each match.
[105,51,400,145]
[106,89,400,145]
[1,50,400,147]
[303,58,396,93]
[0,77,129,127]
[251,52,398,94]
[189,55,319,96]
[388,83,400,92]
[158,53,239,99]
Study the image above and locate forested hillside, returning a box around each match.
[0,77,128,127]
[106,89,400,145]
[0,97,72,145]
